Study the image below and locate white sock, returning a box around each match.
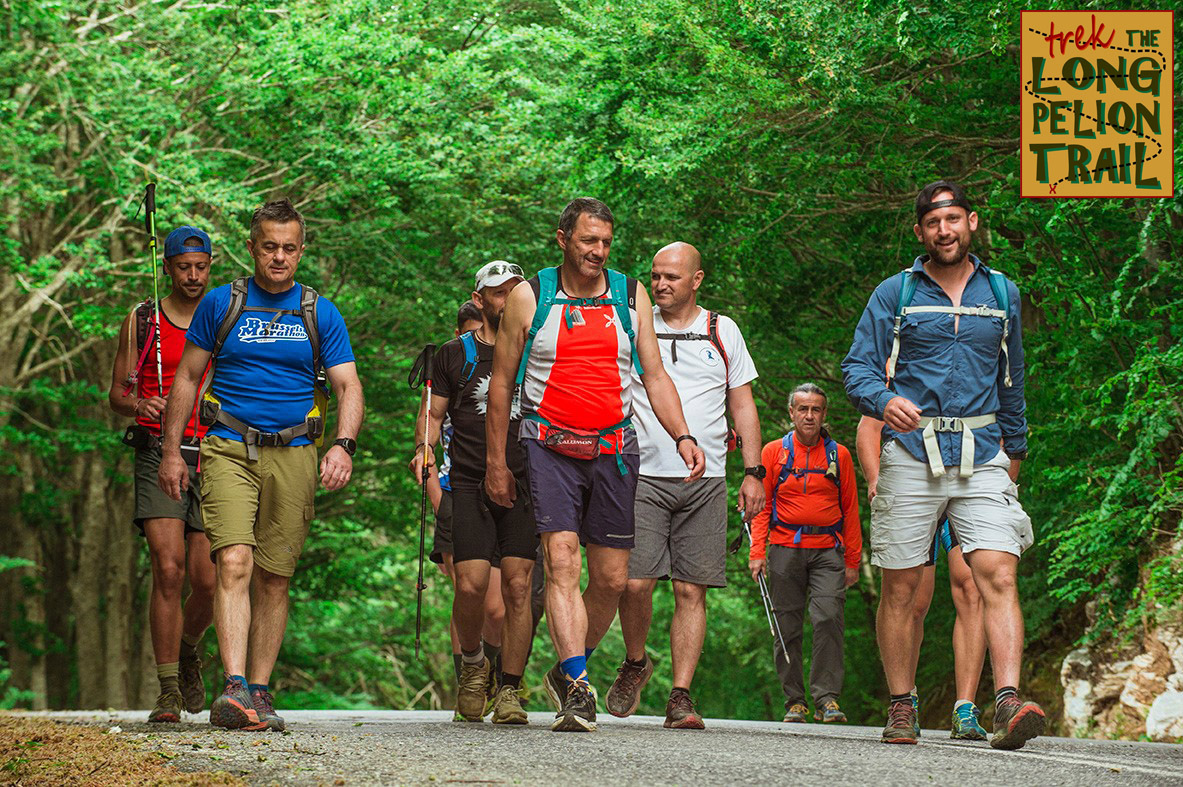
[461,647,484,665]
[954,699,974,710]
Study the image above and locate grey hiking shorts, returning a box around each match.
[870,439,1033,569]
[629,476,728,587]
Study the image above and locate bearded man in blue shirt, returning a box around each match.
[842,181,1043,751]
[159,198,364,732]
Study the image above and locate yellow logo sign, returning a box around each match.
[1021,11,1173,198]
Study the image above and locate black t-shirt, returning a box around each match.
[433,333,526,489]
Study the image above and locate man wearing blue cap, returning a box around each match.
[108,225,215,724]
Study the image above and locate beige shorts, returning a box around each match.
[870,439,1033,569]
[199,435,317,577]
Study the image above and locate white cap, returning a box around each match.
[475,260,525,291]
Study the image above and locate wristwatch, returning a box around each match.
[1005,449,1027,461]
[744,465,766,480]
[333,437,357,456]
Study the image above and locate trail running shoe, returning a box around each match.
[951,702,987,741]
[543,663,569,711]
[490,685,528,725]
[457,658,491,721]
[990,696,1045,750]
[551,680,597,732]
[663,690,705,730]
[814,699,847,723]
[250,687,285,731]
[782,703,808,723]
[178,652,205,714]
[210,675,266,730]
[484,664,501,716]
[910,688,921,738]
[148,689,184,723]
[606,657,653,718]
[881,699,918,744]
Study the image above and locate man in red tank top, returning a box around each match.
[485,198,705,733]
[108,226,214,724]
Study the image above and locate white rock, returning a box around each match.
[1146,688,1183,741]
[107,725,122,734]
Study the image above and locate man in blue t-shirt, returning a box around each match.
[159,198,364,732]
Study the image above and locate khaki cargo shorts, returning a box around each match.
[199,435,318,577]
[870,439,1033,569]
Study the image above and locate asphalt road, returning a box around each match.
[28,709,1183,785]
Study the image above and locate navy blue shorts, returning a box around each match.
[523,438,639,549]
[925,517,960,566]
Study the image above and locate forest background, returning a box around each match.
[1,0,1179,736]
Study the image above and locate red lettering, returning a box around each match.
[1042,14,1115,59]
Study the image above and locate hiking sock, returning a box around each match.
[954,699,974,711]
[461,646,484,666]
[452,653,463,680]
[995,686,1017,709]
[560,655,588,684]
[157,662,180,694]
[625,655,647,670]
[584,646,595,662]
[483,643,502,678]
[179,633,201,658]
[889,692,912,705]
[229,674,247,687]
[248,683,269,694]
[501,673,522,690]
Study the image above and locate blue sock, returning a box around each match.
[560,655,588,684]
[230,674,247,688]
[584,646,595,661]
[249,683,269,693]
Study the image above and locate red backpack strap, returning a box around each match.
[707,311,729,380]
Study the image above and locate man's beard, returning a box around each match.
[926,236,969,267]
[484,310,502,332]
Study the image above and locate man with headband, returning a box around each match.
[842,181,1041,750]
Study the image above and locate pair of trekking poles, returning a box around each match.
[729,519,790,661]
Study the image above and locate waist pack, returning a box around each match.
[543,427,603,461]
[122,424,200,467]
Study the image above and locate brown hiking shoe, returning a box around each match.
[148,689,184,723]
[456,658,490,721]
[814,699,847,723]
[178,652,205,714]
[663,690,705,730]
[881,699,918,744]
[490,685,528,725]
[990,696,1045,750]
[605,657,653,718]
[782,703,808,723]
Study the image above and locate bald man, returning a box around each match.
[607,242,764,728]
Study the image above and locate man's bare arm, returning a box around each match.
[485,282,534,506]
[157,341,211,501]
[856,415,883,501]
[108,311,143,418]
[321,361,365,491]
[728,382,765,519]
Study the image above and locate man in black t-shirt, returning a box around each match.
[412,261,536,724]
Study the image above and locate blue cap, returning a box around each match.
[164,225,212,258]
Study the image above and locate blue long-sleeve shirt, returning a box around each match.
[841,255,1028,468]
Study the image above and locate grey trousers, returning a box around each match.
[767,543,846,708]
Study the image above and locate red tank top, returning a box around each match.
[135,303,207,439]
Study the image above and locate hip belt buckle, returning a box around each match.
[933,416,963,432]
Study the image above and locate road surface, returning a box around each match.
[26,709,1183,785]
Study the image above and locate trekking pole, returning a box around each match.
[408,343,436,660]
[141,183,164,427]
[730,517,790,662]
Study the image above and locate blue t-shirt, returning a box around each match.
[188,278,355,445]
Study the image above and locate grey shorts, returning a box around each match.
[133,445,202,534]
[870,439,1033,569]
[629,475,728,588]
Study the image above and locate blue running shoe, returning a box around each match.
[951,702,987,741]
[910,689,921,738]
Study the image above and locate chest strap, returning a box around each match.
[918,413,997,478]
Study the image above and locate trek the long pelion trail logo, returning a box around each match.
[1020,10,1173,198]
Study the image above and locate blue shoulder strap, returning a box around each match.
[607,269,644,376]
[459,331,478,388]
[987,269,1009,313]
[516,268,559,385]
[897,269,919,315]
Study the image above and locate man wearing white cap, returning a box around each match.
[412,261,537,724]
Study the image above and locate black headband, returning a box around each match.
[917,197,972,223]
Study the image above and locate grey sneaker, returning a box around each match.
[814,699,847,723]
[990,696,1045,750]
[782,702,808,723]
[881,699,918,744]
[606,657,653,718]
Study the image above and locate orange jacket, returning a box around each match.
[749,432,862,569]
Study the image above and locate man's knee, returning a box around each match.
[811,596,844,628]
[216,546,253,585]
[672,580,706,610]
[454,571,487,602]
[501,569,532,610]
[589,561,628,597]
[880,568,922,608]
[974,565,1017,598]
[951,573,982,610]
[544,538,582,586]
[152,554,186,596]
[253,564,290,595]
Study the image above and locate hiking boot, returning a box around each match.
[814,699,847,723]
[250,687,285,732]
[990,696,1045,750]
[551,680,597,732]
[663,690,705,730]
[178,652,205,715]
[210,675,266,730]
[543,663,569,711]
[782,703,808,723]
[490,685,528,725]
[606,657,653,718]
[484,665,502,716]
[456,658,490,721]
[148,689,184,723]
[910,689,922,738]
[951,702,987,741]
[881,699,918,744]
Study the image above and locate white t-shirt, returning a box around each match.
[632,306,758,477]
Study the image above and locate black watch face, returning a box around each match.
[336,438,357,455]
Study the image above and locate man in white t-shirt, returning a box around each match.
[606,241,764,729]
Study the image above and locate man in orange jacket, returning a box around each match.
[749,383,861,724]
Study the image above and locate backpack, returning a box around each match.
[654,310,740,451]
[458,330,479,390]
[197,276,329,458]
[885,266,1012,389]
[769,431,845,547]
